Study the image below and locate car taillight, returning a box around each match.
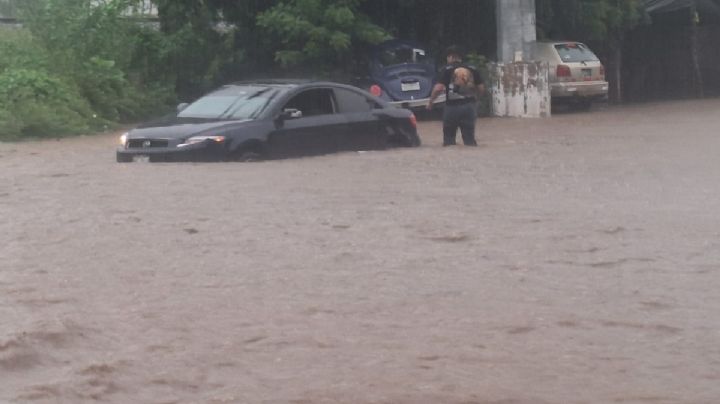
[370,84,382,97]
[599,65,605,79]
[409,113,417,129]
[557,65,572,78]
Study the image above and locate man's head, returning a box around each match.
[445,45,463,63]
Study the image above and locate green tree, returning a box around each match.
[151,0,242,98]
[18,0,175,121]
[257,0,387,72]
[0,0,176,139]
[0,29,92,138]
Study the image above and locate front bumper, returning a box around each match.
[116,141,227,162]
[551,81,609,99]
[389,93,446,110]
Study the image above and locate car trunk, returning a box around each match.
[564,61,605,82]
[377,63,434,101]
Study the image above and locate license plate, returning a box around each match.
[401,82,421,92]
[582,69,592,81]
[133,155,150,163]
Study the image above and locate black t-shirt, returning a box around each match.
[438,63,483,102]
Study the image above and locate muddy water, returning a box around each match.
[1,100,720,403]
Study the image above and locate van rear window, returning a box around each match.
[554,43,599,63]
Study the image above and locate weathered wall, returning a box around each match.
[496,0,537,63]
[490,62,550,118]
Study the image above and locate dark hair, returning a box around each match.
[445,45,463,58]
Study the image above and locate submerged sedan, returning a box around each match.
[117,80,421,162]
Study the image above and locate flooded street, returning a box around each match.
[2,99,720,403]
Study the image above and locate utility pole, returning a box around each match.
[492,0,549,117]
[496,0,537,63]
[690,0,704,97]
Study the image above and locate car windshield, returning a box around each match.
[554,43,599,63]
[178,86,281,120]
[378,47,429,66]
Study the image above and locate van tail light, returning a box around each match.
[370,84,382,97]
[409,113,417,129]
[557,65,572,78]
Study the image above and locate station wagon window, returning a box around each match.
[334,88,378,113]
[554,43,599,63]
[282,88,336,117]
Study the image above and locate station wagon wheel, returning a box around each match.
[572,100,593,112]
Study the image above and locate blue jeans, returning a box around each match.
[443,102,477,146]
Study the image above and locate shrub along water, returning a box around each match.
[0,0,175,140]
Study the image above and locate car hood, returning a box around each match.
[129,117,252,140]
[371,63,435,101]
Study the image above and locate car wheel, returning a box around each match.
[116,153,133,163]
[230,144,265,162]
[387,132,420,148]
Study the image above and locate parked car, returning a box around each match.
[358,39,445,111]
[116,80,420,163]
[533,41,609,110]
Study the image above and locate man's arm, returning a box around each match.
[427,83,446,110]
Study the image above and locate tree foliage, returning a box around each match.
[537,0,644,44]
[0,0,176,139]
[257,0,387,69]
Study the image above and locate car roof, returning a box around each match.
[537,40,588,45]
[226,79,313,87]
[220,80,370,92]
[374,39,428,52]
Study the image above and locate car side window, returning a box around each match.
[282,89,336,117]
[334,88,378,113]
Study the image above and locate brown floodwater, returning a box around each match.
[1,100,719,403]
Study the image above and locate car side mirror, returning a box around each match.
[281,108,303,120]
[177,103,189,113]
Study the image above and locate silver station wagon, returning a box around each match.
[533,41,609,110]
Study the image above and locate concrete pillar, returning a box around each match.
[493,0,548,117]
[496,0,537,63]
[490,62,550,118]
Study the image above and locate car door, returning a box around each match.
[333,87,386,151]
[268,88,346,158]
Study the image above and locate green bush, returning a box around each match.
[0,1,177,140]
[0,107,21,139]
[0,68,92,139]
[0,29,48,72]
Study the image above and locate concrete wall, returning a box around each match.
[490,62,550,118]
[496,0,537,63]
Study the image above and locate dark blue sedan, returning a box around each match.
[117,80,420,162]
[364,39,445,111]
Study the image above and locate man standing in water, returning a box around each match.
[427,46,485,146]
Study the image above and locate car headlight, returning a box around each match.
[178,135,226,148]
[119,132,128,147]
